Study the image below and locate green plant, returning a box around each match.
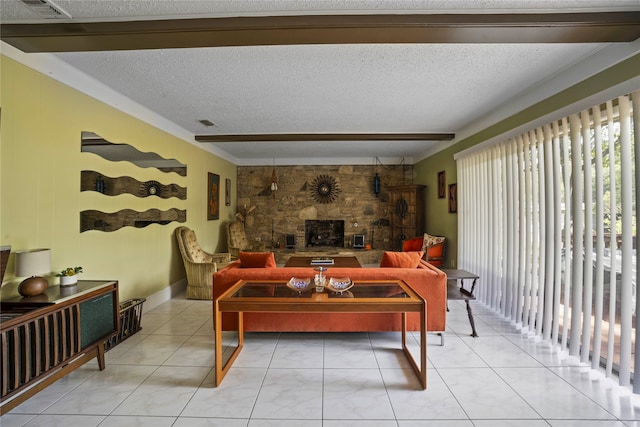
[56,266,83,277]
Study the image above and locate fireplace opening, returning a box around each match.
[305,220,344,248]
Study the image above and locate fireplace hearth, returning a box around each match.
[305,220,344,248]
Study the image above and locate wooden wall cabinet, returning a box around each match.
[0,280,118,413]
[388,184,426,251]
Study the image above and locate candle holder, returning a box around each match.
[314,266,327,292]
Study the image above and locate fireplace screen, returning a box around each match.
[305,220,344,247]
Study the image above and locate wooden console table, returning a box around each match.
[0,280,119,413]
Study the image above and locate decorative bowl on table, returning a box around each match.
[326,277,353,293]
[287,277,312,292]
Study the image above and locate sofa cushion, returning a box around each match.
[239,251,276,268]
[379,251,424,268]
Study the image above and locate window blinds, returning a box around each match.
[456,91,638,391]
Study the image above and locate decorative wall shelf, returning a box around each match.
[80,209,186,232]
[81,131,187,176]
[79,131,188,232]
[81,170,186,199]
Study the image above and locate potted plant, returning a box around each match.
[56,266,83,286]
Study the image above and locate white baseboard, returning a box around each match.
[142,278,187,311]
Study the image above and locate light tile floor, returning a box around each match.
[3,295,640,426]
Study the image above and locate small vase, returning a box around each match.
[60,275,78,286]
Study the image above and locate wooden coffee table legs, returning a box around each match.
[214,306,243,387]
[214,310,427,390]
[401,311,428,389]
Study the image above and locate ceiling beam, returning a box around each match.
[2,12,640,53]
[195,133,455,143]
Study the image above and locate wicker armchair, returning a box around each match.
[226,220,265,258]
[175,226,232,299]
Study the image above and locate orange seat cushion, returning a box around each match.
[428,243,444,259]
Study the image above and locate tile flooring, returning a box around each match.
[3,295,640,426]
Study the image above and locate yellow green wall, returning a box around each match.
[0,56,237,302]
[414,53,640,268]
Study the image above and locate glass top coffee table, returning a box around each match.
[214,279,427,389]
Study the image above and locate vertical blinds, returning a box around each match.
[457,92,638,391]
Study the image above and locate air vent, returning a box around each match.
[20,0,71,19]
[198,119,217,127]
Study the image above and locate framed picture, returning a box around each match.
[437,170,446,198]
[225,178,231,206]
[448,183,457,213]
[208,173,220,220]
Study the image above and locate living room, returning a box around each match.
[1,0,640,423]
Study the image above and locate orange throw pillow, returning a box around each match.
[239,251,276,268]
[379,251,424,268]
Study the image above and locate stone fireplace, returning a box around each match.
[236,164,413,252]
[305,220,344,248]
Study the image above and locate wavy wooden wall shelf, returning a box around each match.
[81,131,187,176]
[80,209,186,232]
[81,170,186,199]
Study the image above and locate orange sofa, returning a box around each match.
[212,259,446,333]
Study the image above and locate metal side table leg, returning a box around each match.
[465,300,479,337]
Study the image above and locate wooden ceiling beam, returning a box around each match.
[2,12,639,53]
[195,133,455,142]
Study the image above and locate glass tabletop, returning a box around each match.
[230,281,409,299]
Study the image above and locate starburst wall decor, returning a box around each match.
[310,174,340,204]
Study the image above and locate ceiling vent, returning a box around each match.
[198,119,217,127]
[20,0,71,19]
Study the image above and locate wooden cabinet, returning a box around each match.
[0,280,118,413]
[388,184,426,251]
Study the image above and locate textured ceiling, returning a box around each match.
[1,0,639,165]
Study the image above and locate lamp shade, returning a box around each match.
[15,249,51,277]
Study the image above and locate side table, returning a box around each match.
[441,269,479,342]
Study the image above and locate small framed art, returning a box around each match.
[437,171,446,198]
[448,183,457,214]
[208,173,220,220]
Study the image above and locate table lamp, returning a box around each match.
[15,248,51,297]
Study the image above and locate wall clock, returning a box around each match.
[310,174,339,204]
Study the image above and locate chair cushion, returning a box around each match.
[379,251,424,268]
[427,243,445,259]
[181,228,207,262]
[239,251,276,268]
[228,221,250,248]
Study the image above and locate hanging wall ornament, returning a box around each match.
[310,174,340,204]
